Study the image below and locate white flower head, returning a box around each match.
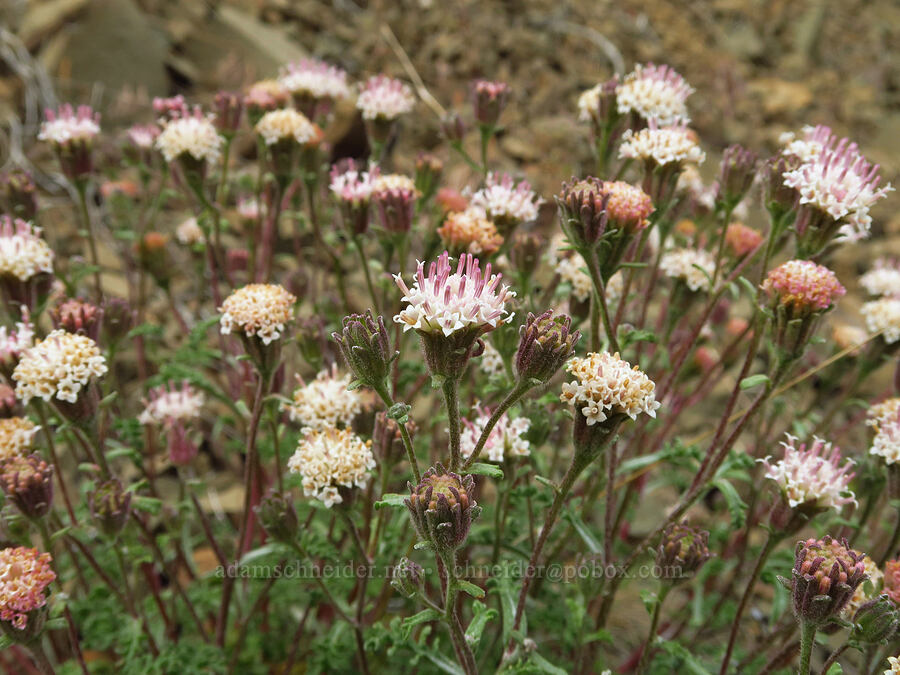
[867,398,900,465]
[38,104,100,146]
[139,381,205,427]
[255,108,321,146]
[285,365,364,430]
[279,58,351,101]
[861,298,900,344]
[759,434,856,510]
[469,173,541,225]
[615,63,693,126]
[393,251,515,337]
[155,108,223,164]
[356,75,415,121]
[619,123,705,166]
[860,259,900,298]
[660,247,715,292]
[461,405,530,463]
[0,217,53,282]
[219,284,296,345]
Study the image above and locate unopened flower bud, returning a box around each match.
[1,455,53,519]
[51,298,103,341]
[3,169,38,221]
[101,296,135,345]
[716,144,757,210]
[332,311,394,392]
[391,557,424,598]
[373,411,417,463]
[441,113,466,144]
[515,310,580,384]
[656,521,711,583]
[763,155,799,223]
[88,479,132,537]
[784,536,868,628]
[414,153,443,202]
[137,232,173,288]
[849,595,899,645]
[214,91,243,137]
[557,177,611,249]
[472,80,510,128]
[255,491,299,544]
[405,464,480,556]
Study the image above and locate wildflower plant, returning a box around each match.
[0,45,895,675]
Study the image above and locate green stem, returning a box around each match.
[373,384,420,483]
[585,247,619,353]
[798,621,816,675]
[75,181,103,301]
[442,553,478,675]
[442,378,462,471]
[353,234,380,313]
[636,584,670,675]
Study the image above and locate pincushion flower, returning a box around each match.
[285,365,363,430]
[437,207,504,257]
[0,417,39,464]
[555,252,592,303]
[762,260,845,313]
[279,58,350,102]
[330,163,377,205]
[780,124,837,163]
[618,124,705,166]
[725,222,763,257]
[219,283,296,345]
[660,247,715,292]
[12,330,107,405]
[243,79,290,121]
[867,398,900,465]
[469,173,541,232]
[155,109,223,164]
[577,84,604,122]
[254,108,322,146]
[0,547,55,630]
[287,428,375,507]
[461,406,530,463]
[372,174,419,234]
[841,553,883,620]
[472,79,510,126]
[888,656,900,674]
[0,218,54,282]
[356,75,415,121]
[861,298,900,344]
[860,259,900,298]
[0,308,33,376]
[560,352,660,425]
[394,251,515,337]
[139,381,205,426]
[788,536,868,628]
[175,217,204,246]
[38,104,100,146]
[760,434,856,510]
[126,124,159,150]
[478,341,505,378]
[615,63,693,125]
[781,127,892,243]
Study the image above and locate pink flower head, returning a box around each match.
[763,259,845,313]
[279,58,350,101]
[329,160,378,205]
[152,95,189,120]
[461,404,530,463]
[472,80,510,126]
[782,130,893,242]
[725,222,763,257]
[760,434,856,510]
[126,124,160,149]
[393,251,516,337]
[616,63,694,125]
[356,75,415,121]
[38,104,100,146]
[469,173,541,227]
[0,546,55,630]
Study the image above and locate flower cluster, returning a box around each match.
[867,398,900,465]
[860,259,900,298]
[278,58,350,101]
[255,109,322,146]
[437,208,504,256]
[127,124,159,149]
[560,352,660,425]
[0,417,38,464]
[724,222,763,257]
[781,126,892,242]
[0,217,54,282]
[760,435,856,510]
[356,75,415,121]
[287,428,375,507]
[12,330,107,404]
[155,109,223,164]
[330,163,377,205]
[0,309,33,373]
[619,124,705,166]
[138,381,205,426]
[393,251,515,337]
[175,217,204,245]
[0,547,55,630]
[38,104,100,146]
[660,247,716,292]
[461,406,530,463]
[469,173,541,229]
[861,298,900,344]
[244,79,290,115]
[615,63,693,125]
[219,284,297,345]
[762,260,845,313]
[286,365,364,430]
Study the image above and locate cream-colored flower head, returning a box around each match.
[0,218,53,282]
[841,553,883,620]
[278,59,351,101]
[285,365,363,430]
[437,207,504,257]
[372,173,417,195]
[175,217,204,245]
[887,656,900,674]
[478,341,505,378]
[12,330,107,404]
[155,110,223,164]
[619,124,705,166]
[255,109,321,146]
[867,398,900,465]
[287,427,375,507]
[219,284,296,345]
[577,84,604,122]
[660,247,715,292]
[560,352,660,425]
[759,434,856,510]
[861,298,900,344]
[0,417,39,464]
[139,381,205,426]
[356,75,415,121]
